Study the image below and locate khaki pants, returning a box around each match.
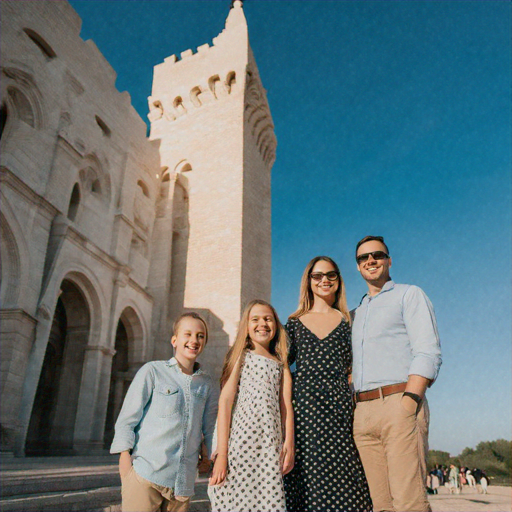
[353,393,430,512]
[121,467,191,512]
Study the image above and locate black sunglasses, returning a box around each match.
[356,251,390,264]
[310,271,339,282]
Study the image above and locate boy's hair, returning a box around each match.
[220,299,288,389]
[355,235,389,258]
[172,312,209,344]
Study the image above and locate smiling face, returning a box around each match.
[247,304,276,350]
[171,317,206,365]
[356,239,392,285]
[309,259,339,302]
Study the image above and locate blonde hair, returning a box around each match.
[220,299,288,389]
[289,255,351,324]
[172,312,209,344]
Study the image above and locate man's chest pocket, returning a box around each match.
[153,385,181,417]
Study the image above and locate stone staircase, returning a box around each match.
[0,456,210,512]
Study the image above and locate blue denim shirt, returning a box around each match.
[110,358,218,495]
[352,280,442,392]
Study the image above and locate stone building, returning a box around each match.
[0,0,275,456]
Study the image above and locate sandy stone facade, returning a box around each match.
[0,0,275,456]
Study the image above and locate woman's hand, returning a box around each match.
[209,453,228,486]
[119,451,132,479]
[280,439,295,475]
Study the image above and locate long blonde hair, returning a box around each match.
[289,255,351,324]
[220,299,288,389]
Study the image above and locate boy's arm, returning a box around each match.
[209,355,243,485]
[279,364,294,475]
[202,383,219,459]
[110,363,154,454]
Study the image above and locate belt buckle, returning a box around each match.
[353,390,360,404]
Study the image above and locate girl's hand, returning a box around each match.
[280,440,295,475]
[119,451,132,479]
[209,454,228,486]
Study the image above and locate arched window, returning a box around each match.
[226,71,236,93]
[8,87,35,127]
[190,87,202,107]
[95,116,111,137]
[67,184,80,221]
[0,103,7,139]
[91,179,101,194]
[208,75,221,98]
[137,180,149,198]
[23,29,56,60]
[173,96,186,115]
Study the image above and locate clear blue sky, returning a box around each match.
[70,0,511,456]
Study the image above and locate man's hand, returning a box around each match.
[119,451,132,479]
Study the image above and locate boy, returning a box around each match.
[111,312,218,512]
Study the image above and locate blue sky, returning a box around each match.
[70,0,511,456]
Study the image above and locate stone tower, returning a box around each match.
[148,1,276,377]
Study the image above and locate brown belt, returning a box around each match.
[354,382,407,403]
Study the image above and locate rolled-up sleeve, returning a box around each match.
[202,383,219,458]
[403,286,442,383]
[110,363,154,454]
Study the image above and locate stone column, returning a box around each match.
[73,344,115,454]
[0,309,37,455]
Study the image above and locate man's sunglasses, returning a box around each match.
[310,271,339,282]
[356,251,390,265]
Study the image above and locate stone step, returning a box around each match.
[1,465,119,497]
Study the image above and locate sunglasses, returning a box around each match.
[310,271,339,282]
[356,251,390,264]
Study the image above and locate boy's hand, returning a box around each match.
[209,454,228,486]
[119,451,132,479]
[280,439,295,475]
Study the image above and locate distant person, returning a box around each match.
[479,472,489,494]
[449,464,459,494]
[208,300,294,512]
[111,312,218,512]
[351,236,442,512]
[466,469,477,490]
[430,470,440,494]
[284,256,372,512]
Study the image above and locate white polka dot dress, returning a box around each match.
[208,351,286,512]
[284,318,372,512]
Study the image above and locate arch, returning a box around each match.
[23,28,56,59]
[173,96,186,116]
[208,75,221,98]
[67,183,80,221]
[95,115,111,137]
[174,160,192,174]
[1,102,7,139]
[0,189,30,307]
[7,87,35,127]
[103,305,146,447]
[226,71,236,93]
[190,86,202,107]
[137,179,150,198]
[26,278,90,454]
[79,153,112,204]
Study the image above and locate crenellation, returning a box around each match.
[180,49,194,60]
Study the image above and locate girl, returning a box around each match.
[284,256,372,512]
[208,300,294,512]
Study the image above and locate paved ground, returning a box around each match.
[428,486,511,512]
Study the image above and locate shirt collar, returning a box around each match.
[166,357,204,376]
[360,279,395,304]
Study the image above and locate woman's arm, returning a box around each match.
[208,355,243,486]
[279,364,295,475]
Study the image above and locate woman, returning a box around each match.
[284,256,372,512]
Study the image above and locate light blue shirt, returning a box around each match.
[351,280,442,392]
[110,358,218,495]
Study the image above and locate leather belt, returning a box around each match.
[354,382,407,403]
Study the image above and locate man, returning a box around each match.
[351,235,442,512]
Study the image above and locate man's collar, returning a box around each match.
[166,357,204,375]
[360,279,395,304]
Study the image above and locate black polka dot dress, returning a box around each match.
[284,318,372,512]
[208,351,286,512]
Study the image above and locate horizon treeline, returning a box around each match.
[427,439,511,485]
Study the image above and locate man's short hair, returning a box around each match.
[355,235,389,258]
